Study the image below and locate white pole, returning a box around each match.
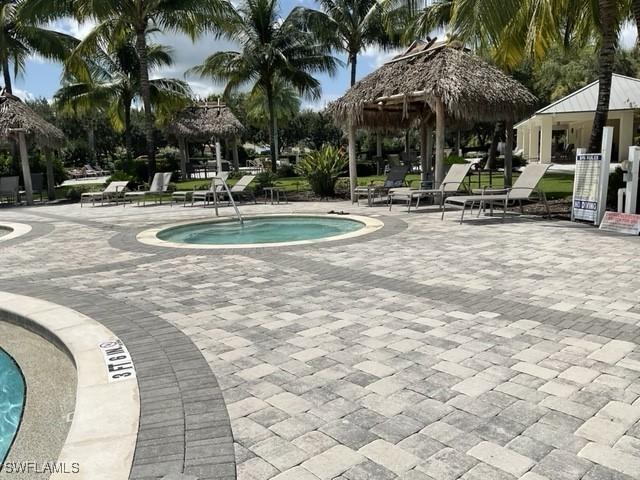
[626,146,639,214]
[18,132,33,206]
[215,137,222,175]
[435,98,445,187]
[348,122,357,203]
[596,126,613,225]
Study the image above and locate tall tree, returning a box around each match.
[57,40,191,160]
[73,0,230,174]
[304,0,397,86]
[0,0,77,94]
[191,0,339,172]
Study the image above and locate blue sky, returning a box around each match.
[11,1,638,108]
[12,0,401,109]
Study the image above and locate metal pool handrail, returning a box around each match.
[212,175,244,225]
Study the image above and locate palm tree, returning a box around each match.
[56,39,191,160]
[304,0,397,87]
[191,0,340,172]
[0,0,78,94]
[73,0,230,174]
[245,77,301,156]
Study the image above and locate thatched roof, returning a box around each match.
[167,102,244,141]
[330,40,537,129]
[0,91,65,148]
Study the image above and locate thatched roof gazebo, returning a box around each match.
[0,90,65,205]
[167,101,245,177]
[330,40,537,201]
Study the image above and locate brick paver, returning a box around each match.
[1,200,639,479]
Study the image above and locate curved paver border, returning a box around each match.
[137,214,384,250]
[0,291,140,480]
[0,221,54,248]
[0,282,236,480]
[0,221,32,242]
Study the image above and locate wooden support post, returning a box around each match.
[215,137,222,174]
[232,137,240,171]
[348,122,357,203]
[435,98,446,187]
[18,132,33,206]
[179,137,188,180]
[504,120,514,187]
[46,149,55,200]
[420,121,428,185]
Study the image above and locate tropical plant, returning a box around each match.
[56,39,191,160]
[0,0,78,94]
[295,145,348,198]
[304,0,398,86]
[72,0,231,174]
[190,0,340,172]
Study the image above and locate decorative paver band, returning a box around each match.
[0,291,140,480]
[136,214,385,250]
[0,282,236,480]
[0,221,32,242]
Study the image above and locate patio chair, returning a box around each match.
[442,163,552,224]
[0,176,19,204]
[124,172,172,206]
[388,163,473,212]
[82,164,100,177]
[355,166,408,206]
[192,174,230,207]
[221,175,256,203]
[81,181,129,207]
[172,172,229,207]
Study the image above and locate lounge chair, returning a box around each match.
[124,172,172,206]
[81,181,129,207]
[172,172,229,206]
[355,166,408,206]
[0,176,19,204]
[442,163,551,223]
[221,175,256,203]
[191,174,231,207]
[388,163,473,212]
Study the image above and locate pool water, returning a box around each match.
[0,348,25,462]
[158,216,364,245]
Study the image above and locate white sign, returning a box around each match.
[599,212,640,235]
[99,339,136,382]
[571,127,612,225]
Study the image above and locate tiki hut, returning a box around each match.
[330,40,537,200]
[0,90,65,205]
[167,101,245,177]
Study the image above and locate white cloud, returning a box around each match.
[361,45,404,68]
[50,18,97,40]
[620,22,637,50]
[12,88,36,102]
[302,93,338,111]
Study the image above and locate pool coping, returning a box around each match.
[136,213,384,250]
[0,222,32,242]
[0,291,140,480]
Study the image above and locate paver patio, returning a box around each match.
[1,201,639,480]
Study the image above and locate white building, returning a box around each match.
[516,74,640,163]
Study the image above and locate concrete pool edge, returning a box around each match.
[136,213,385,250]
[0,222,32,242]
[0,291,140,480]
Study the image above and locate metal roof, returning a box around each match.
[537,74,640,115]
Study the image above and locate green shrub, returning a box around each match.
[445,154,468,165]
[295,146,348,198]
[255,171,277,193]
[65,185,91,202]
[277,163,297,178]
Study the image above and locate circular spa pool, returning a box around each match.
[157,215,366,246]
[0,348,25,462]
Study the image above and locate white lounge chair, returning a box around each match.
[388,163,473,212]
[80,181,129,207]
[172,172,229,207]
[443,163,551,223]
[222,175,256,203]
[191,174,230,207]
[124,172,172,206]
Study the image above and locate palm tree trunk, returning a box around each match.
[588,0,618,153]
[266,85,278,173]
[124,100,133,161]
[633,0,640,49]
[135,28,156,177]
[350,54,357,87]
[2,59,12,94]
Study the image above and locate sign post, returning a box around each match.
[571,126,612,225]
[626,146,639,214]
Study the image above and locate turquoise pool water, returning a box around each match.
[158,216,364,245]
[0,348,24,462]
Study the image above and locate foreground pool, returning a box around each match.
[0,348,25,462]
[157,216,366,245]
